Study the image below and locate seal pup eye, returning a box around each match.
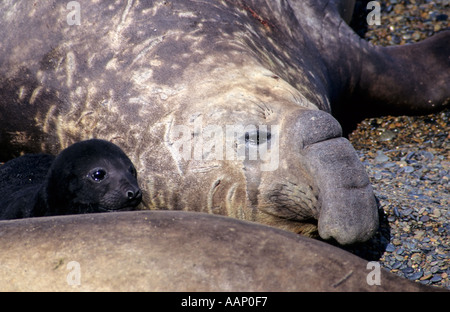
[90,168,107,182]
[244,130,271,145]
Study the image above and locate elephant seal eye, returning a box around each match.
[245,130,271,145]
[90,169,107,182]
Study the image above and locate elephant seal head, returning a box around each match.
[161,70,379,245]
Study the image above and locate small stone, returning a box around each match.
[402,267,414,274]
[401,208,413,216]
[411,31,422,41]
[430,275,442,283]
[414,230,425,240]
[420,274,433,281]
[430,208,441,218]
[431,266,440,274]
[392,261,403,269]
[411,253,422,262]
[379,130,396,141]
[408,271,423,280]
[420,151,434,161]
[375,151,389,163]
[404,166,414,173]
[396,248,405,255]
[385,243,396,252]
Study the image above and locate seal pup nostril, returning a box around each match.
[127,190,135,199]
[127,188,142,200]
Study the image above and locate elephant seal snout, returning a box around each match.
[255,109,378,245]
[298,110,378,244]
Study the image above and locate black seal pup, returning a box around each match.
[0,139,142,220]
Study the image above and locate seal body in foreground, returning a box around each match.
[0,0,448,244]
[0,211,440,292]
[0,139,142,220]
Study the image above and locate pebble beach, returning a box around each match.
[347,0,449,289]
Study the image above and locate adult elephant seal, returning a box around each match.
[0,211,439,292]
[0,1,448,244]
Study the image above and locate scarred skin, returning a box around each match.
[0,0,448,244]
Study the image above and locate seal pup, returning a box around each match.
[0,139,142,220]
[0,211,441,292]
[0,0,448,244]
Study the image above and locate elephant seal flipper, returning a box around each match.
[288,0,449,132]
[354,31,450,117]
[0,139,142,220]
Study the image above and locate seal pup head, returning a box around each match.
[37,139,142,216]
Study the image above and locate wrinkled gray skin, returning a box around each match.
[0,211,440,291]
[0,0,448,244]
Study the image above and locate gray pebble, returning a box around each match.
[392,261,403,269]
[407,271,423,280]
[375,151,389,163]
[385,243,396,252]
[431,275,442,283]
[401,208,413,216]
[378,130,396,141]
[395,248,405,255]
[402,267,414,274]
[420,151,434,161]
[431,266,441,273]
